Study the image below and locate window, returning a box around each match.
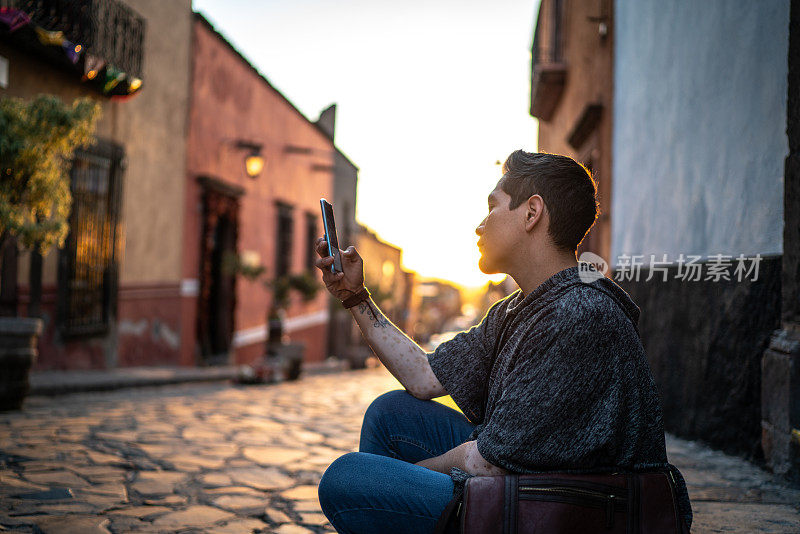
[275,202,294,278]
[530,0,567,120]
[305,212,318,271]
[58,140,124,337]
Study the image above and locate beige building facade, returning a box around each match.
[1,0,193,368]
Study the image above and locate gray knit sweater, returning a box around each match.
[427,265,692,528]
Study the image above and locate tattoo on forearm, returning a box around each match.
[358,300,390,328]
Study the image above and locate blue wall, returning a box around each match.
[612,0,789,265]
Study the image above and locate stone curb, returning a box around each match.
[29,359,351,396]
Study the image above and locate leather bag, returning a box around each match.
[435,470,689,534]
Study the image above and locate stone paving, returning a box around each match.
[0,366,799,533]
[1,368,399,533]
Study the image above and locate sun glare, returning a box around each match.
[192,0,540,289]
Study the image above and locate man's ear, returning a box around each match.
[524,195,544,232]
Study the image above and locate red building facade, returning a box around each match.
[182,14,334,367]
[4,6,334,371]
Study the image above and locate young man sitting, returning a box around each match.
[314,150,692,534]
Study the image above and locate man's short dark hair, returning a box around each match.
[500,150,599,252]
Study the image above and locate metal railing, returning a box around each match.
[1,0,145,77]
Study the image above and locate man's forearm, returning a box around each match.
[415,440,508,476]
[351,297,444,399]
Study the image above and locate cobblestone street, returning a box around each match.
[1,367,799,533]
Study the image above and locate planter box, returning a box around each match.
[0,317,43,410]
[271,342,304,381]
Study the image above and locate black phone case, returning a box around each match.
[320,199,344,273]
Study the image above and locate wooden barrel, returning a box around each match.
[0,317,43,411]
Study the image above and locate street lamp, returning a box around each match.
[235,141,264,179]
[244,152,264,178]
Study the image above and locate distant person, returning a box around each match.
[314,150,692,534]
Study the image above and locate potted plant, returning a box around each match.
[0,94,100,410]
[224,250,320,383]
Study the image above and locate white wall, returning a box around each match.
[611,0,789,265]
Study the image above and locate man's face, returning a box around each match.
[475,178,523,274]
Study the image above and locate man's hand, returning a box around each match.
[415,441,509,476]
[314,237,365,301]
[314,237,447,400]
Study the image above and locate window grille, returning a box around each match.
[58,140,124,337]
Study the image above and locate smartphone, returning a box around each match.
[320,198,344,273]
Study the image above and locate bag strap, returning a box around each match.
[433,494,462,534]
[627,473,641,533]
[503,474,519,534]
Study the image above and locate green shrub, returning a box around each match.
[0,95,100,254]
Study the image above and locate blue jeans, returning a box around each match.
[318,390,476,534]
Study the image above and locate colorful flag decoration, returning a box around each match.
[103,66,125,93]
[34,26,65,47]
[0,7,31,32]
[1,11,143,100]
[62,40,81,64]
[83,54,106,80]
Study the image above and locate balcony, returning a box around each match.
[0,0,145,95]
[529,0,566,121]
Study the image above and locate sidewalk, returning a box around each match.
[29,359,350,396]
[666,435,800,532]
[1,366,798,533]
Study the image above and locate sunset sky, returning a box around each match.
[193,0,540,287]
